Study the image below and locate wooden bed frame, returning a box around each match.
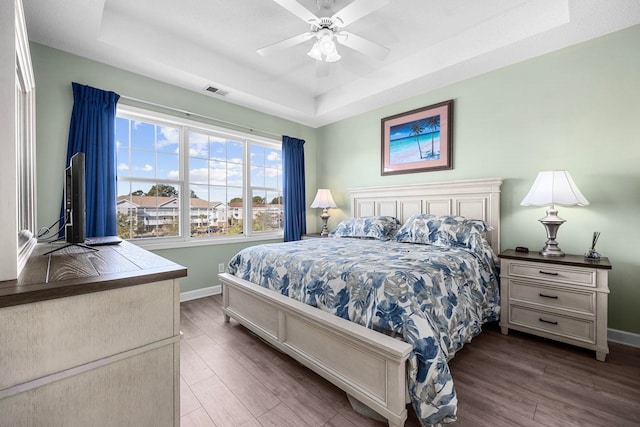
[219,177,502,427]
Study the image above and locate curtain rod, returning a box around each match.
[118,94,283,140]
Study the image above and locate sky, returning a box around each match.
[115,117,282,203]
[389,115,439,142]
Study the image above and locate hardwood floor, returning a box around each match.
[180,295,640,427]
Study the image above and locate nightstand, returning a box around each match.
[300,233,328,239]
[498,249,612,361]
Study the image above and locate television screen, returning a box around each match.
[65,152,86,244]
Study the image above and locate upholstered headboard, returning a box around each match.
[348,177,503,252]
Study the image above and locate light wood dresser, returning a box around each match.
[0,241,187,426]
[498,249,611,361]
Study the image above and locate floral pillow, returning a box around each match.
[330,216,401,240]
[393,214,491,249]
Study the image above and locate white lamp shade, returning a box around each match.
[307,42,322,61]
[324,49,341,63]
[310,189,337,208]
[319,34,335,55]
[521,171,589,207]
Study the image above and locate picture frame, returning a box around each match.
[381,99,453,175]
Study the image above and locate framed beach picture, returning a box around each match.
[381,100,453,175]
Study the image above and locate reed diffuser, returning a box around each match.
[584,232,601,260]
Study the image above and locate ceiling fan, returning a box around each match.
[257,0,390,63]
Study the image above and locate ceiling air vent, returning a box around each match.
[205,86,228,96]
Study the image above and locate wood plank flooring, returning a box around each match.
[180,295,640,427]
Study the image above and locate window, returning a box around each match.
[115,106,282,246]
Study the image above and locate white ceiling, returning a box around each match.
[22,0,640,128]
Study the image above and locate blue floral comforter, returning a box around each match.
[227,238,500,426]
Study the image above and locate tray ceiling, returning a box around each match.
[22,0,640,127]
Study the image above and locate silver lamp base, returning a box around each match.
[539,207,566,257]
[319,208,331,236]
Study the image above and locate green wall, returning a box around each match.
[30,24,640,334]
[316,25,640,334]
[30,42,318,294]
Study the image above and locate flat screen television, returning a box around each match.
[65,152,86,244]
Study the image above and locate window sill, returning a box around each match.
[127,232,284,251]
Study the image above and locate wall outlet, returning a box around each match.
[218,263,225,273]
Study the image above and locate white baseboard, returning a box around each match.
[179,286,640,349]
[180,285,221,302]
[608,328,640,348]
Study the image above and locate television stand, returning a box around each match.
[42,242,98,256]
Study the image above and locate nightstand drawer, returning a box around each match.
[509,281,595,315]
[510,306,595,343]
[507,262,596,287]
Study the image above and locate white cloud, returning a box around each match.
[189,143,208,157]
[264,167,280,177]
[188,133,216,158]
[157,126,179,151]
[189,168,210,184]
[209,155,227,161]
[189,163,242,187]
[135,164,153,172]
[267,151,281,161]
[251,165,280,178]
[117,163,129,171]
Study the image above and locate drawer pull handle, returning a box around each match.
[539,271,559,276]
[539,293,558,299]
[539,318,558,325]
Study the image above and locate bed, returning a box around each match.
[219,177,502,427]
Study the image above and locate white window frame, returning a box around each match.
[116,105,283,250]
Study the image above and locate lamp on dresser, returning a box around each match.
[520,170,589,257]
[310,189,337,236]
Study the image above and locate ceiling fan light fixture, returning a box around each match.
[307,28,341,63]
[307,42,323,61]
[319,34,335,55]
[325,49,341,62]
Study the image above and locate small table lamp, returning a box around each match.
[310,189,337,236]
[521,171,589,257]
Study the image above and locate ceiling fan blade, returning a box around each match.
[331,0,389,27]
[271,0,319,24]
[336,31,390,60]
[257,32,314,56]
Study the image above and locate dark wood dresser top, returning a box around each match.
[499,249,612,269]
[0,241,187,308]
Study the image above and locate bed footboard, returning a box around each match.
[219,273,412,427]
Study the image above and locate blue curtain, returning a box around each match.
[61,83,120,238]
[282,136,306,241]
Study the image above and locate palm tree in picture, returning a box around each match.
[409,121,426,159]
[425,115,441,159]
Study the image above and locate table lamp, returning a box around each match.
[310,189,337,236]
[520,171,589,256]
